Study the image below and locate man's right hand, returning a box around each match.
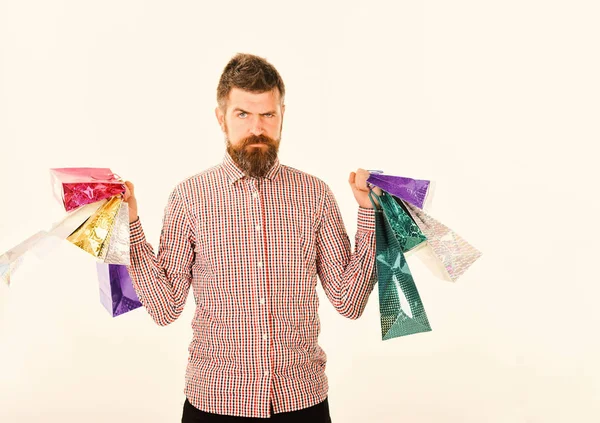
[123,181,139,223]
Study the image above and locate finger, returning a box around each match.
[123,181,134,201]
[355,170,369,191]
[348,172,356,186]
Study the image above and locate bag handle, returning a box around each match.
[90,173,123,182]
[367,188,383,211]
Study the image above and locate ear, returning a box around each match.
[215,107,225,132]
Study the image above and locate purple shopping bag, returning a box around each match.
[367,173,432,209]
[96,263,142,317]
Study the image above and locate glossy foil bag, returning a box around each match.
[367,172,433,210]
[104,201,131,265]
[67,196,123,260]
[1,200,107,285]
[50,167,125,212]
[376,190,427,252]
[401,199,482,282]
[96,263,142,317]
[369,191,432,340]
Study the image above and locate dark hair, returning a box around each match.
[217,53,285,110]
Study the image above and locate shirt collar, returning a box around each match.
[222,152,282,185]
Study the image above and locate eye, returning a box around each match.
[238,112,247,118]
[263,113,274,118]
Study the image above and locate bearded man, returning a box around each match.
[123,53,380,422]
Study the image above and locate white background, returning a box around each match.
[1,1,599,422]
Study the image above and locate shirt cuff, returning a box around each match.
[357,207,376,232]
[130,217,146,246]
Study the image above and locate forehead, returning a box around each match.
[227,87,281,112]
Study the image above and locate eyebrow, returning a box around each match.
[232,108,276,115]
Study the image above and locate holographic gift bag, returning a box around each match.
[103,201,131,265]
[401,199,482,282]
[50,167,125,212]
[369,191,432,340]
[96,263,142,317]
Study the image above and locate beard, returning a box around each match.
[226,133,281,178]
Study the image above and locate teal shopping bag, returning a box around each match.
[377,190,427,252]
[369,190,432,340]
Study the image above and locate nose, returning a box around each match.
[249,116,264,136]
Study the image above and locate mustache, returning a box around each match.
[240,134,276,148]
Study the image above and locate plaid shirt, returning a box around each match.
[128,153,376,418]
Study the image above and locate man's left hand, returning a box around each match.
[349,168,382,209]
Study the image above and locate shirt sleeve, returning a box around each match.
[127,186,195,326]
[316,187,377,320]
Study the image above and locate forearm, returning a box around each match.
[128,219,188,326]
[320,207,377,320]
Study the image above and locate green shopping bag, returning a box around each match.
[377,190,427,252]
[369,190,432,340]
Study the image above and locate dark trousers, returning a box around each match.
[181,398,332,422]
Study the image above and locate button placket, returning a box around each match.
[252,179,272,388]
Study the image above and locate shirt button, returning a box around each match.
[259,298,265,305]
[257,261,263,268]
[253,192,259,199]
[264,371,269,377]
[263,333,268,341]
[256,224,261,231]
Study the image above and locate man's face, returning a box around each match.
[215,88,285,178]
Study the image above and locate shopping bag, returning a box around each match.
[374,190,427,252]
[0,232,52,285]
[1,200,107,285]
[369,191,432,340]
[50,167,125,211]
[103,201,131,265]
[401,199,482,282]
[367,172,432,209]
[67,196,123,260]
[96,263,142,317]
